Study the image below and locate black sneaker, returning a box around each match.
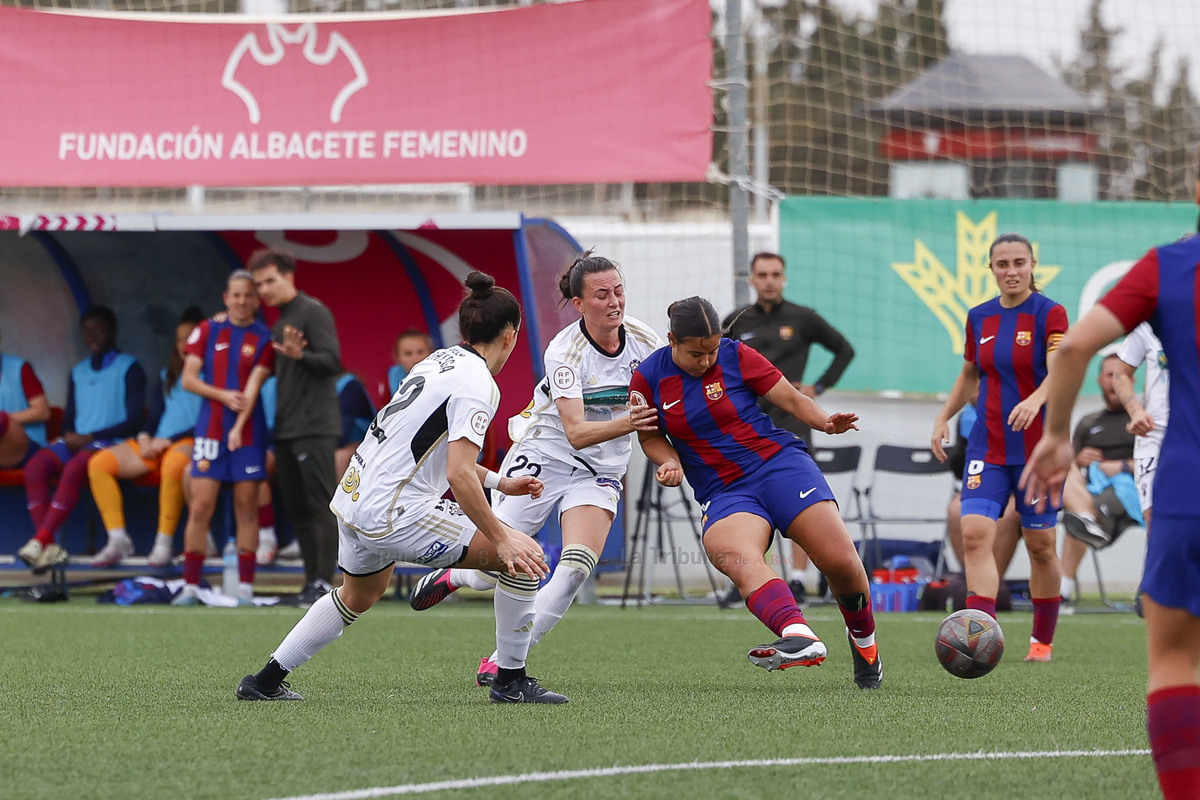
[747,634,827,671]
[847,632,883,689]
[236,674,303,701]
[409,568,458,611]
[1062,511,1112,550]
[489,675,569,704]
[289,579,332,609]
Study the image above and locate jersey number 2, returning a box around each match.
[368,376,425,443]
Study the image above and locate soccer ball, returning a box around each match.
[934,609,1005,679]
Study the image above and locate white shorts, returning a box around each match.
[492,444,623,535]
[1134,430,1164,513]
[336,498,476,576]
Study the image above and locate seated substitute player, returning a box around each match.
[408,253,662,687]
[17,306,146,573]
[236,271,562,705]
[88,307,205,568]
[1057,354,1139,600]
[172,272,274,606]
[333,371,376,478]
[0,326,51,470]
[382,328,434,404]
[629,296,882,689]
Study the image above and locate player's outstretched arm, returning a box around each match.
[449,438,546,580]
[761,375,858,434]
[555,396,658,451]
[476,463,544,499]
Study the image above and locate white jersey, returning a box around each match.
[1117,322,1170,432]
[331,345,499,537]
[508,316,664,474]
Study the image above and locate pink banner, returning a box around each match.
[0,0,712,187]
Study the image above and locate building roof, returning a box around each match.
[867,54,1092,127]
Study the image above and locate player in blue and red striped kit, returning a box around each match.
[932,233,1067,663]
[174,271,274,606]
[630,296,881,689]
[1023,215,1200,799]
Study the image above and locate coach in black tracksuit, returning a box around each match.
[723,251,855,448]
[250,248,343,606]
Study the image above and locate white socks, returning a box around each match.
[783,622,817,639]
[529,544,598,647]
[272,589,359,672]
[493,572,538,670]
[450,568,499,591]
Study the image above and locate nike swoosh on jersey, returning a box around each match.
[663,399,682,410]
[979,336,995,344]
[799,487,817,498]
[215,343,231,351]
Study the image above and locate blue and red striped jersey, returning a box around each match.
[964,292,1068,465]
[185,317,274,444]
[1100,235,1200,520]
[629,338,797,504]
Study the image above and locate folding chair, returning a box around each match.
[858,445,955,576]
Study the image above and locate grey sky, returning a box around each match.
[837,0,1200,99]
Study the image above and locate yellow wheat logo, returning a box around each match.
[891,212,1061,354]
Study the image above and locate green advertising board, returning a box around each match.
[778,197,1195,395]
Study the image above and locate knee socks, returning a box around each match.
[530,543,598,647]
[272,588,360,672]
[87,448,125,532]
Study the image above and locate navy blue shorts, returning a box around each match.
[1141,513,1200,616]
[960,459,1058,529]
[190,434,267,483]
[701,446,836,534]
[46,437,113,464]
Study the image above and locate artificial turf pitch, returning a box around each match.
[0,597,1156,800]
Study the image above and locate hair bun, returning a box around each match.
[465,270,495,297]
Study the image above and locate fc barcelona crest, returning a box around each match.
[705,381,724,401]
[966,475,981,490]
[779,325,794,341]
[1015,331,1032,346]
[242,343,257,357]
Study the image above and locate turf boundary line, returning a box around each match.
[266,748,1151,800]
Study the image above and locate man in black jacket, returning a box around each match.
[723,252,855,600]
[250,248,343,606]
[723,252,855,447]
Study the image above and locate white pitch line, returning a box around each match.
[266,748,1151,800]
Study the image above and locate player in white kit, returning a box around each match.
[1114,321,1169,617]
[409,253,663,686]
[1114,322,1169,521]
[236,272,568,704]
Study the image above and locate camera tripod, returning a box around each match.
[620,462,731,608]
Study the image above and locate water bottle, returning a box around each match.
[222,540,238,596]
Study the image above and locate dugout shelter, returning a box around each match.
[0,212,619,568]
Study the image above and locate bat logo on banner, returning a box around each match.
[222,23,368,124]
